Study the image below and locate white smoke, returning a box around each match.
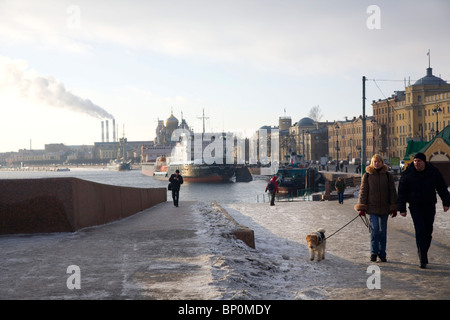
[0,55,114,119]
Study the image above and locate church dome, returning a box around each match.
[298,117,314,127]
[166,113,179,127]
[413,68,448,86]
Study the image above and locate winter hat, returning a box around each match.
[414,152,426,162]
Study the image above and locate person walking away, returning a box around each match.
[355,154,397,262]
[397,152,449,269]
[265,175,279,206]
[169,169,183,207]
[335,177,346,204]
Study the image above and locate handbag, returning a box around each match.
[168,182,172,191]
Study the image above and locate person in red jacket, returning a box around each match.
[265,175,279,206]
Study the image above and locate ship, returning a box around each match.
[276,165,314,195]
[142,156,169,179]
[141,144,174,177]
[108,159,131,171]
[166,161,237,183]
[108,136,131,171]
[275,153,322,196]
[159,136,249,182]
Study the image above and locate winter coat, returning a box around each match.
[169,174,183,191]
[335,178,346,193]
[265,176,279,194]
[397,162,450,213]
[354,164,397,215]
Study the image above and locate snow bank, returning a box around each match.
[195,195,450,300]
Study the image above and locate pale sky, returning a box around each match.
[1,0,449,152]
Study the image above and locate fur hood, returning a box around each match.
[365,164,388,175]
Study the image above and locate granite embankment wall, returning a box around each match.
[0,178,166,235]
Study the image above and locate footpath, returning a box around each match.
[0,201,220,300]
[0,197,449,300]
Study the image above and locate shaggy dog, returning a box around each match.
[306,228,326,261]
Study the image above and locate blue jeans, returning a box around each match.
[337,192,344,203]
[369,214,389,258]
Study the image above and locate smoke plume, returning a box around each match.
[0,55,114,119]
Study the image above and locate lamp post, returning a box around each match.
[349,138,353,160]
[433,105,442,136]
[335,123,340,172]
[371,119,377,155]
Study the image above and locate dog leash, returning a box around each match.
[324,214,369,240]
[359,214,371,232]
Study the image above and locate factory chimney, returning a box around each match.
[106,120,110,142]
[112,119,116,142]
[101,121,105,142]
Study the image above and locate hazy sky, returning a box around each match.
[1,0,449,152]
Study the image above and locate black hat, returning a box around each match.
[414,152,426,162]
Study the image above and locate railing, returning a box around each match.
[256,187,326,203]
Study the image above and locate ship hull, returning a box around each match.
[167,163,236,183]
[276,167,315,195]
[108,160,131,171]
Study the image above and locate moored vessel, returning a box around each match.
[167,162,237,183]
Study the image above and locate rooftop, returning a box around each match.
[413,67,448,86]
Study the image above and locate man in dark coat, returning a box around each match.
[397,152,450,268]
[169,169,183,207]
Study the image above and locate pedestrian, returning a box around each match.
[355,154,398,262]
[169,169,183,207]
[397,152,450,269]
[334,177,346,204]
[265,175,279,206]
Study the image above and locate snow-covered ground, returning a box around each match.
[1,193,449,300]
[199,193,450,300]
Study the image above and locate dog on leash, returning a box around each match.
[306,228,326,261]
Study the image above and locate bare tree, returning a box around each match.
[308,105,323,122]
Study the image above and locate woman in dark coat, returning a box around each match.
[355,154,397,262]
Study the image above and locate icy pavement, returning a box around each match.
[217,197,450,300]
[0,196,449,300]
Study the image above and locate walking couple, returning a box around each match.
[355,153,449,268]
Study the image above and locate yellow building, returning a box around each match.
[328,116,375,163]
[393,66,450,159]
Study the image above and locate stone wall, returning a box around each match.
[0,178,166,234]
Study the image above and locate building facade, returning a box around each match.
[373,66,450,160]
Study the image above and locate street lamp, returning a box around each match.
[371,119,377,155]
[433,105,442,136]
[335,123,340,172]
[349,138,353,159]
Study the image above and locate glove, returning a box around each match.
[358,210,366,217]
[390,210,397,217]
